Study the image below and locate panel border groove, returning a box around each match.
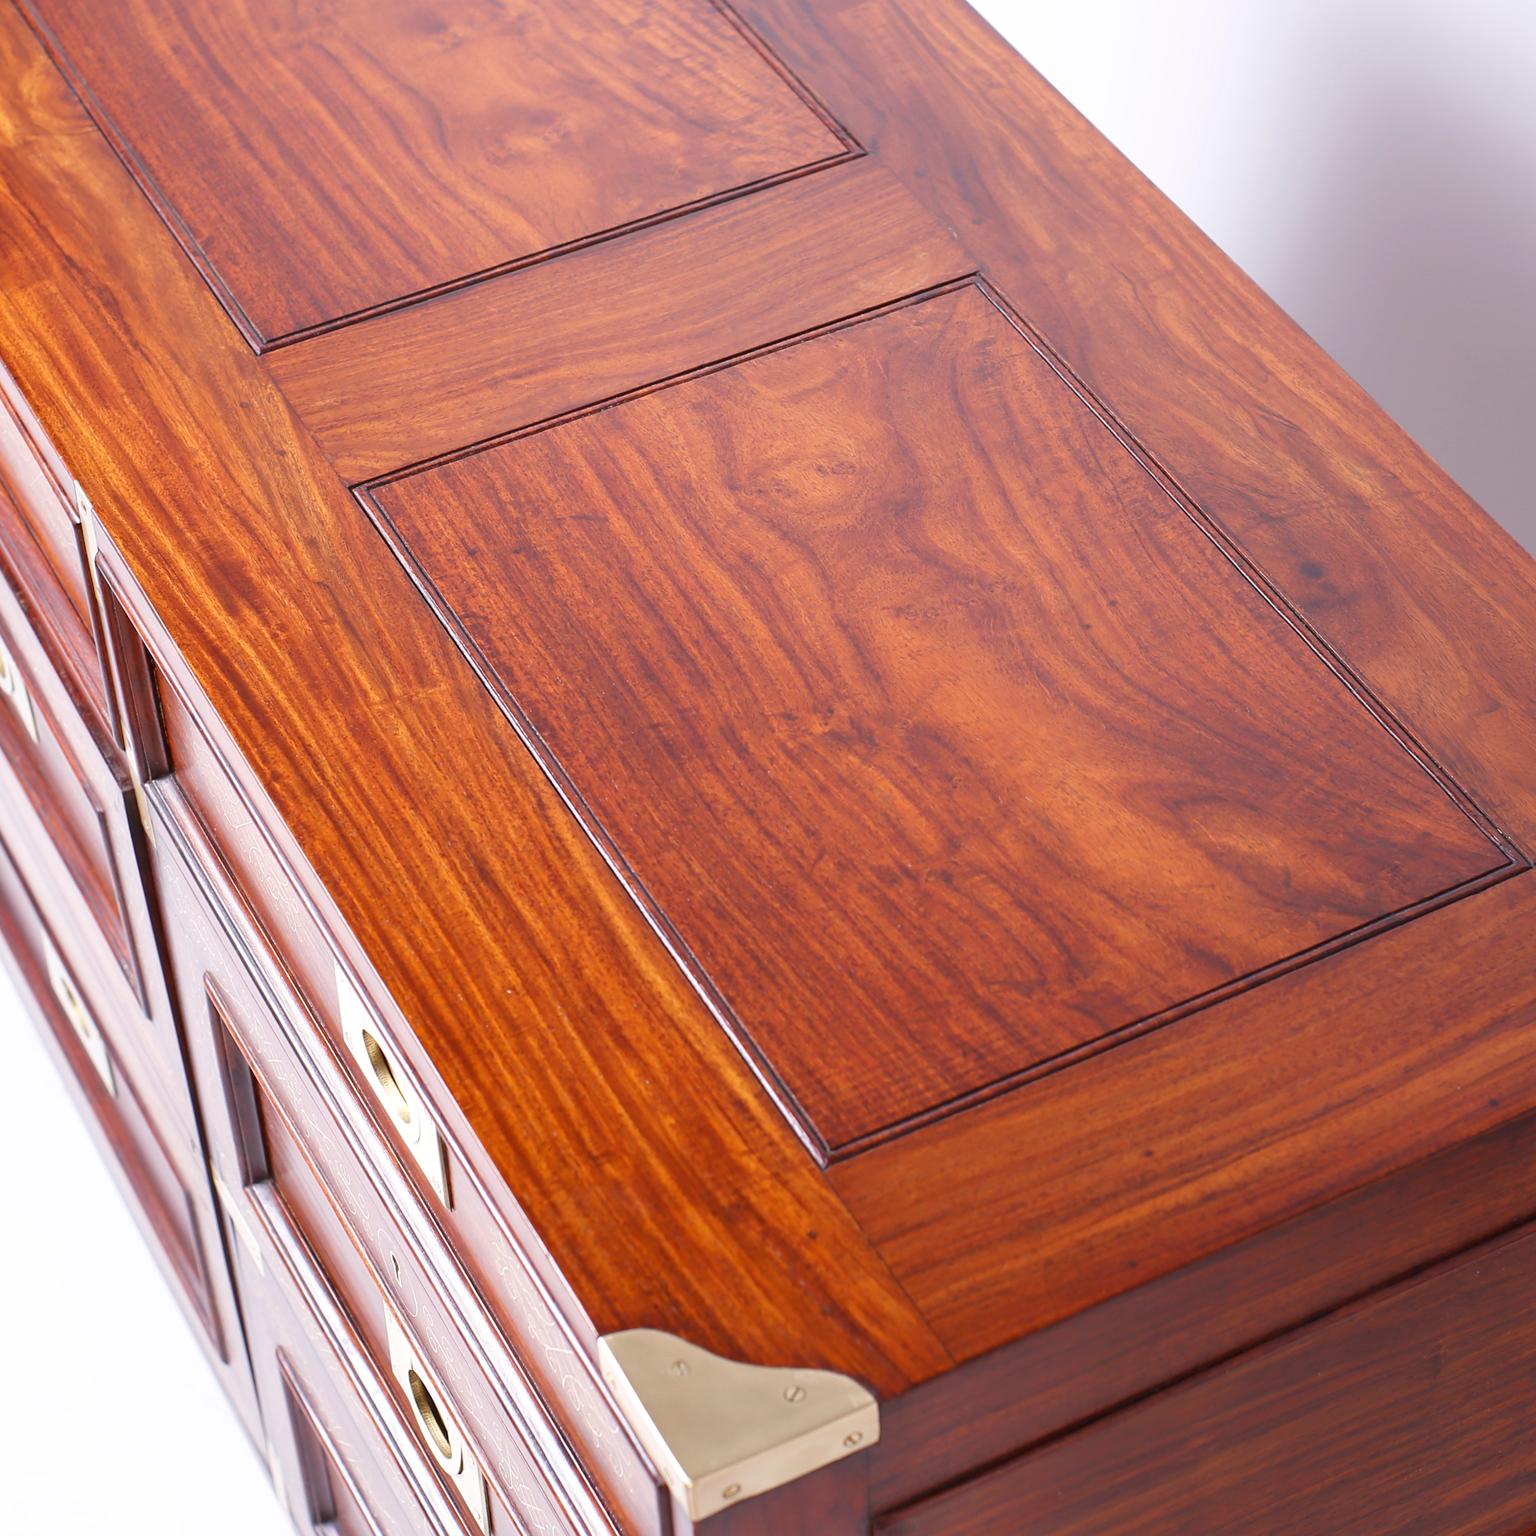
[357,275,1529,1165]
[16,0,864,353]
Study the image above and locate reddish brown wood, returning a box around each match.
[152,773,666,1536]
[4,0,1536,1530]
[684,1455,870,1536]
[234,1195,475,1536]
[871,1100,1536,1507]
[0,361,92,636]
[261,1071,575,1536]
[269,160,970,481]
[0,835,261,1447]
[0,471,106,727]
[881,1220,1536,1536]
[738,0,1536,854]
[835,872,1536,1361]
[0,532,194,1140]
[21,0,849,344]
[374,277,1511,1154]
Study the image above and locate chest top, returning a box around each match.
[4,0,1535,1495]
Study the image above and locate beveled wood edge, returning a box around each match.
[0,834,230,1352]
[737,0,1536,851]
[869,1099,1536,1505]
[7,0,1536,1445]
[0,0,949,1399]
[270,159,974,482]
[835,873,1536,1361]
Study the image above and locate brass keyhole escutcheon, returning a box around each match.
[361,1027,413,1128]
[407,1367,454,1464]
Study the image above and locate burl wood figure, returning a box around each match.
[2,2,1534,1533]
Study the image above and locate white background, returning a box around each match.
[2,1,1533,1530]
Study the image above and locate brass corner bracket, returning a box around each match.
[596,1329,879,1521]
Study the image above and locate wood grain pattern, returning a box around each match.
[149,776,647,1535]
[148,685,666,1536]
[7,0,1536,1521]
[0,5,948,1401]
[270,160,970,482]
[739,0,1536,855]
[881,1219,1536,1536]
[374,280,1508,1152]
[0,545,200,1143]
[0,836,257,1436]
[0,364,91,637]
[0,612,129,979]
[0,470,105,727]
[234,1190,478,1536]
[22,0,849,344]
[835,873,1536,1359]
[871,1100,1536,1507]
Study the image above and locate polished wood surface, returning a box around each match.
[0,3,941,1402]
[376,277,1510,1154]
[22,0,849,344]
[272,160,970,481]
[882,1221,1536,1536]
[4,0,1536,1528]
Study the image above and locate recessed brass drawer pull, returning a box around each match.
[335,960,450,1203]
[0,629,38,742]
[384,1310,489,1532]
[44,936,114,1094]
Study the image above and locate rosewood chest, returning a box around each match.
[3,2,1535,1533]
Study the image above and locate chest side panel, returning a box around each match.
[371,282,1509,1155]
[22,0,847,343]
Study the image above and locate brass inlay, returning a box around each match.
[383,1309,488,1532]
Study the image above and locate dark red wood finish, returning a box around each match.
[881,1220,1536,1536]
[21,0,849,344]
[3,0,1536,1531]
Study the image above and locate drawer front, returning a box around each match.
[0,472,106,724]
[0,598,136,982]
[152,782,622,1536]
[882,1219,1536,1536]
[234,1190,476,1536]
[0,832,259,1446]
[0,362,92,630]
[123,603,664,1536]
[0,589,190,1140]
[0,361,111,719]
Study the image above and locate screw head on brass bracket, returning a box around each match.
[596,1329,879,1521]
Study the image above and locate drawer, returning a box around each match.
[232,1180,481,1536]
[114,577,666,1536]
[0,832,260,1447]
[151,780,625,1536]
[0,587,190,1141]
[0,359,110,719]
[881,1218,1536,1536]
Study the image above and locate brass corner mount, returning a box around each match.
[597,1329,879,1522]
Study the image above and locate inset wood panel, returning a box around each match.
[23,0,848,344]
[373,283,1509,1154]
